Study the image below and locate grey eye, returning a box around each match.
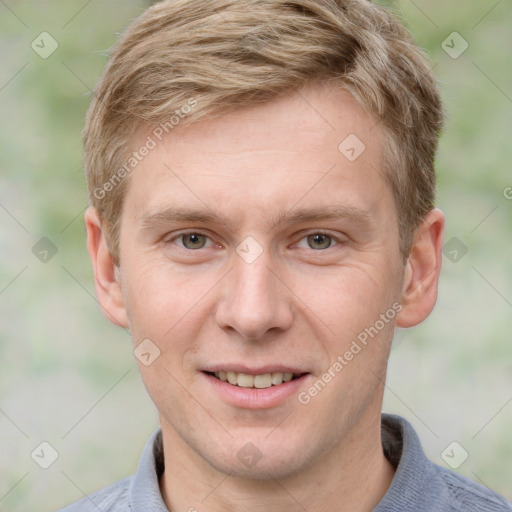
[307,234,333,250]
[181,233,207,249]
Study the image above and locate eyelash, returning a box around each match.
[166,230,345,251]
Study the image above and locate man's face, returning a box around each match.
[115,84,406,478]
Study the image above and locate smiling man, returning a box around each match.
[60,1,511,511]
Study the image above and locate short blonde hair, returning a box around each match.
[84,0,444,265]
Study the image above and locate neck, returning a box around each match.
[159,411,395,512]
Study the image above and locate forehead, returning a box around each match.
[123,82,390,227]
[157,83,381,163]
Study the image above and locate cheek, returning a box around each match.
[291,261,401,339]
[121,256,221,365]
[121,257,189,338]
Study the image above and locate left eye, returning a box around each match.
[297,233,337,250]
[177,233,210,250]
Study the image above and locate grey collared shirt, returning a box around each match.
[59,414,512,511]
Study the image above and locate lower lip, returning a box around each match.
[202,372,309,409]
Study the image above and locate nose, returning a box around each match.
[215,251,294,340]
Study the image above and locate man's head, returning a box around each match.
[84,0,445,496]
[84,0,443,266]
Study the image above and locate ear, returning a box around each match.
[396,208,445,328]
[84,206,129,328]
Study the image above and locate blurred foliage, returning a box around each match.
[0,0,510,510]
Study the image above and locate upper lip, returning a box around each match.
[203,365,308,375]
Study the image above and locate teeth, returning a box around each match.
[254,374,272,389]
[213,371,298,388]
[271,372,284,385]
[237,373,254,388]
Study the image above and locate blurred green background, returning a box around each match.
[0,0,510,510]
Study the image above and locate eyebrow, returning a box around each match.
[138,204,374,233]
[270,205,374,229]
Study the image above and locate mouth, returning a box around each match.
[204,371,305,389]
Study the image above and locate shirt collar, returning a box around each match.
[374,413,439,511]
[129,429,168,511]
[128,414,434,511]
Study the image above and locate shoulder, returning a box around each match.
[378,414,511,512]
[58,475,132,512]
[58,429,165,512]
[436,466,512,512]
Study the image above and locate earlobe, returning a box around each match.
[396,208,445,328]
[84,207,129,328]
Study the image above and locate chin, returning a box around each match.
[200,435,319,481]
[210,454,305,481]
